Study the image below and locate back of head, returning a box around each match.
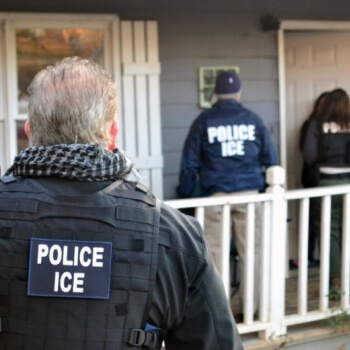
[307,91,331,122]
[27,56,117,148]
[313,91,331,115]
[330,88,350,111]
[327,88,350,128]
[214,71,242,99]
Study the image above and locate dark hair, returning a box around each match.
[308,91,331,121]
[324,88,350,129]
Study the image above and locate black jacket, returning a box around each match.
[300,118,319,187]
[0,177,243,350]
[303,118,350,172]
[178,99,277,197]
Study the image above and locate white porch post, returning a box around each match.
[265,166,287,339]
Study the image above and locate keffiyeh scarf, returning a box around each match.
[5,144,135,182]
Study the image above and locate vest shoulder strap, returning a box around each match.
[125,197,165,349]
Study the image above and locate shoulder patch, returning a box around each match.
[28,238,113,299]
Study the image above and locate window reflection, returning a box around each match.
[16,28,105,114]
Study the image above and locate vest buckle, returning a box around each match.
[128,329,146,346]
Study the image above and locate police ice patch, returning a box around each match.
[28,238,112,299]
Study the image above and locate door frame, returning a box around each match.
[277,20,350,180]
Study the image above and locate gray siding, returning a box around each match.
[159,15,279,198]
[1,0,350,198]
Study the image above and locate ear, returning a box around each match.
[235,91,242,101]
[108,121,119,151]
[24,120,31,138]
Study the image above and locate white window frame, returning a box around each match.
[0,13,121,171]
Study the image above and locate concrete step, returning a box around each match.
[243,323,350,350]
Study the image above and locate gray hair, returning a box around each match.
[27,56,117,148]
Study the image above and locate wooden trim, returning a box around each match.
[146,21,159,62]
[148,76,162,156]
[122,76,137,156]
[4,19,17,167]
[121,21,133,63]
[277,29,287,174]
[136,75,149,156]
[122,62,161,75]
[0,12,117,22]
[120,19,163,198]
[132,155,164,169]
[281,20,350,31]
[134,21,146,62]
[111,16,123,150]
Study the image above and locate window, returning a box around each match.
[198,65,239,109]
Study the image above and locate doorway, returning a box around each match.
[285,31,350,191]
[278,21,350,261]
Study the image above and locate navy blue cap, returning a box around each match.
[214,71,241,95]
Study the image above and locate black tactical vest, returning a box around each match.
[0,176,161,350]
[319,120,350,167]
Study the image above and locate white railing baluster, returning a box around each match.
[259,201,271,323]
[320,195,331,312]
[244,202,255,324]
[265,166,287,339]
[222,203,231,299]
[195,206,205,229]
[298,198,309,315]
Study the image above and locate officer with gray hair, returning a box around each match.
[0,57,243,350]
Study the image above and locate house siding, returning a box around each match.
[1,0,350,198]
[159,13,279,198]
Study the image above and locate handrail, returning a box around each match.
[165,192,273,208]
[164,166,350,341]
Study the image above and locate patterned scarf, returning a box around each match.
[5,144,134,182]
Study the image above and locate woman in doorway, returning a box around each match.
[302,88,350,296]
[300,91,331,266]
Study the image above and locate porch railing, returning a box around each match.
[164,165,350,340]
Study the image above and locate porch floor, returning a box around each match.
[230,263,341,318]
[230,264,347,349]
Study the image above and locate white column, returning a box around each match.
[265,165,287,339]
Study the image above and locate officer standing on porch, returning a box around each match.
[178,70,277,316]
[0,57,243,350]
